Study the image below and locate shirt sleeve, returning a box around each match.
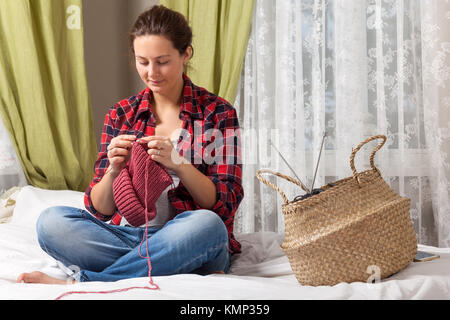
[206,107,244,221]
[84,106,120,221]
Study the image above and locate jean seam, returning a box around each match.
[78,209,137,250]
[38,239,74,271]
[177,240,229,274]
[37,222,76,269]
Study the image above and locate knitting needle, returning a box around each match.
[310,131,327,192]
[269,138,310,194]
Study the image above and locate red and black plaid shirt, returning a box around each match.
[84,74,244,254]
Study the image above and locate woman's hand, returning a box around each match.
[106,134,137,175]
[138,136,217,209]
[91,134,136,216]
[137,135,188,172]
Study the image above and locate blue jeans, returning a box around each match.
[36,206,230,282]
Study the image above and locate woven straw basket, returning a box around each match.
[256,135,417,286]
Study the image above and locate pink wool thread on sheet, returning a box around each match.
[55,143,173,300]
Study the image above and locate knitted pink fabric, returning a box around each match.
[112,142,173,227]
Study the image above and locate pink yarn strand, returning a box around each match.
[55,155,159,300]
[54,285,159,300]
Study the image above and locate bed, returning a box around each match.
[1,186,450,300]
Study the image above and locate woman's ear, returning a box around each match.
[183,45,193,64]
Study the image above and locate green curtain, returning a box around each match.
[160,0,255,104]
[0,0,97,191]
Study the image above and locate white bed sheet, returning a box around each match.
[1,186,450,300]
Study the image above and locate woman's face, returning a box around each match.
[133,35,190,96]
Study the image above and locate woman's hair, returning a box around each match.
[129,5,193,58]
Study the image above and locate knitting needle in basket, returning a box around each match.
[310,131,327,192]
[269,139,310,194]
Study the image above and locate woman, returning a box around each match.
[17,5,243,284]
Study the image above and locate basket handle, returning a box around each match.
[256,169,309,204]
[350,135,387,184]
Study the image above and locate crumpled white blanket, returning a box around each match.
[0,186,450,300]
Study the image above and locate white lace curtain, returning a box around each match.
[234,0,450,247]
[0,117,27,194]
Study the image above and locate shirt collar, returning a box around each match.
[135,86,154,122]
[180,74,204,120]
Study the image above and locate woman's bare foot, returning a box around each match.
[17,271,75,285]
